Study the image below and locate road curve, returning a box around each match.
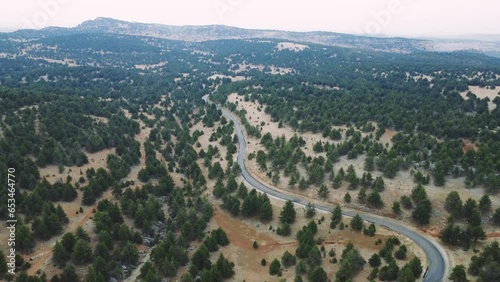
[218,106,448,282]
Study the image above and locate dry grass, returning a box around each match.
[276,42,309,52]
[226,94,500,275]
[209,198,425,282]
[460,86,499,111]
[208,74,248,82]
[134,61,168,70]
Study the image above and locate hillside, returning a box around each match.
[0,19,499,282]
[4,17,500,56]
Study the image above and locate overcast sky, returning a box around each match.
[0,0,499,36]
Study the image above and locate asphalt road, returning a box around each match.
[219,106,448,282]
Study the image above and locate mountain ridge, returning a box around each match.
[3,17,500,56]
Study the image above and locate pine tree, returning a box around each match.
[344,192,351,203]
[393,202,402,215]
[60,264,79,282]
[279,200,296,224]
[121,242,139,265]
[445,191,463,218]
[84,265,105,282]
[214,254,235,279]
[367,190,384,208]
[298,177,308,190]
[369,253,381,267]
[449,265,469,282]
[72,239,92,264]
[351,214,363,231]
[317,184,329,198]
[308,266,328,282]
[269,259,281,276]
[397,264,416,282]
[16,224,36,252]
[412,199,432,225]
[53,241,70,267]
[192,245,211,270]
[304,202,316,218]
[259,201,273,221]
[281,251,296,267]
[330,205,342,228]
[76,226,91,242]
[408,257,423,278]
[479,195,492,214]
[358,188,367,204]
[61,232,76,252]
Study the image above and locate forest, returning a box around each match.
[0,29,499,282]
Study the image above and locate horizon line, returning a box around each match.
[2,17,500,42]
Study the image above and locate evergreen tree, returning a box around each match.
[269,259,281,276]
[16,225,36,252]
[344,192,351,203]
[369,253,381,267]
[449,265,469,282]
[304,202,316,218]
[479,195,492,214]
[357,188,367,204]
[367,190,384,208]
[53,241,70,267]
[397,264,416,282]
[72,239,92,264]
[279,200,296,224]
[351,214,363,231]
[192,245,211,270]
[121,242,139,265]
[281,251,296,267]
[61,232,76,253]
[336,247,366,281]
[84,265,105,282]
[60,263,79,282]
[408,257,423,278]
[493,208,500,225]
[412,199,432,225]
[330,205,342,228]
[308,266,327,282]
[76,226,91,242]
[393,201,402,215]
[445,191,463,218]
[259,201,273,221]
[317,184,329,198]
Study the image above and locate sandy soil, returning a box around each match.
[39,148,116,185]
[460,86,499,111]
[276,42,309,52]
[227,93,350,153]
[15,103,174,278]
[135,61,168,70]
[405,72,434,82]
[24,189,113,277]
[312,84,342,91]
[209,199,424,282]
[187,100,426,281]
[225,94,500,277]
[208,74,248,82]
[27,56,78,67]
[463,139,478,152]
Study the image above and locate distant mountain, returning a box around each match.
[4,17,500,56]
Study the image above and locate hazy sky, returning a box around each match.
[1,0,499,36]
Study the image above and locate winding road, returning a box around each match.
[216,104,448,282]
